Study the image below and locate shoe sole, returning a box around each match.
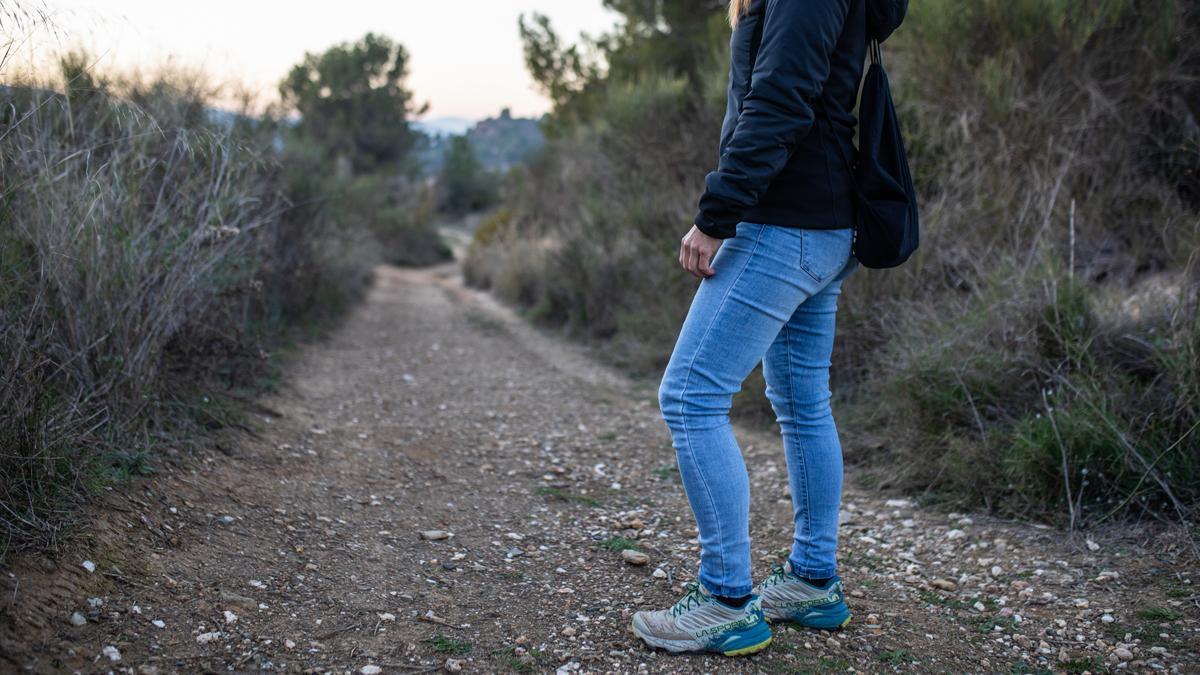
[766,611,852,631]
[631,618,774,656]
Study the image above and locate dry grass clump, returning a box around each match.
[0,55,375,554]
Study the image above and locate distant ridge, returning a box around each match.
[414,116,477,137]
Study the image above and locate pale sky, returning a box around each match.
[21,1,618,120]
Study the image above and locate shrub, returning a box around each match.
[0,58,375,552]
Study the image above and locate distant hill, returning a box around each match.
[417,109,544,174]
[465,109,544,172]
[413,116,476,137]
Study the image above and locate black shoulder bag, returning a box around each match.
[848,39,919,268]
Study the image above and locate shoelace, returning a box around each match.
[760,563,789,589]
[669,582,706,618]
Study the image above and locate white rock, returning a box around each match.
[69,612,87,627]
[152,619,166,629]
[445,658,464,672]
[1087,539,1100,551]
[196,632,222,644]
[973,601,986,612]
[101,646,121,662]
[361,666,383,675]
[1102,614,1115,623]
[285,639,296,649]
[82,560,96,573]
[223,610,239,625]
[420,530,452,540]
[652,568,668,579]
[1113,647,1133,661]
[1073,598,1089,609]
[379,612,396,622]
[945,529,966,540]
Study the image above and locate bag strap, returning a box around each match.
[818,38,882,182]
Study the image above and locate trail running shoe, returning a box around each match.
[756,563,852,630]
[630,582,773,656]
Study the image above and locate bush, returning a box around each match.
[0,58,375,552]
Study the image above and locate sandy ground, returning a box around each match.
[2,261,1197,674]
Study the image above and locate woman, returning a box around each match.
[631,0,904,657]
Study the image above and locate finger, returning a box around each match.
[685,245,702,278]
[679,242,688,271]
[697,248,715,277]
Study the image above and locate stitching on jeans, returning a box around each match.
[677,224,765,596]
[783,320,814,577]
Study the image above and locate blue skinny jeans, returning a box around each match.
[659,222,857,597]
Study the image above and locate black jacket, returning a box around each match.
[696,0,871,238]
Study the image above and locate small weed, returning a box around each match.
[490,646,547,672]
[499,570,525,581]
[878,649,917,664]
[597,536,639,552]
[653,464,680,482]
[427,635,472,654]
[596,431,618,441]
[792,657,850,674]
[856,473,880,489]
[535,487,602,508]
[976,615,1017,633]
[920,591,973,611]
[1062,657,1108,674]
[1165,588,1190,598]
[1136,606,1181,622]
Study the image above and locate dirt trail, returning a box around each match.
[3,262,1197,674]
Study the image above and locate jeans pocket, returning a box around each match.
[799,229,854,283]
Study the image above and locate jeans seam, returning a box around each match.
[677,224,766,594]
[784,322,815,577]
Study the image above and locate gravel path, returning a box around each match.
[3,263,1197,674]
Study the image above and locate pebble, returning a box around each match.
[826,637,841,648]
[1114,647,1133,661]
[945,529,966,540]
[930,578,957,592]
[1102,614,1115,623]
[865,613,880,625]
[196,632,222,644]
[285,639,296,649]
[621,549,649,566]
[223,610,239,625]
[1073,598,1089,609]
[652,568,667,579]
[420,530,452,540]
[445,658,464,673]
[361,666,382,675]
[102,646,121,662]
[69,612,87,627]
[82,560,96,573]
[379,612,396,622]
[220,590,257,609]
[151,619,165,629]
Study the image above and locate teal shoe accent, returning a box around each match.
[712,614,774,655]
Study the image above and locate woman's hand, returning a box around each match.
[679,225,721,279]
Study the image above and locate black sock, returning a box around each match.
[801,577,832,588]
[714,594,751,609]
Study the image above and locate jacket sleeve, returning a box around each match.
[695,0,849,239]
